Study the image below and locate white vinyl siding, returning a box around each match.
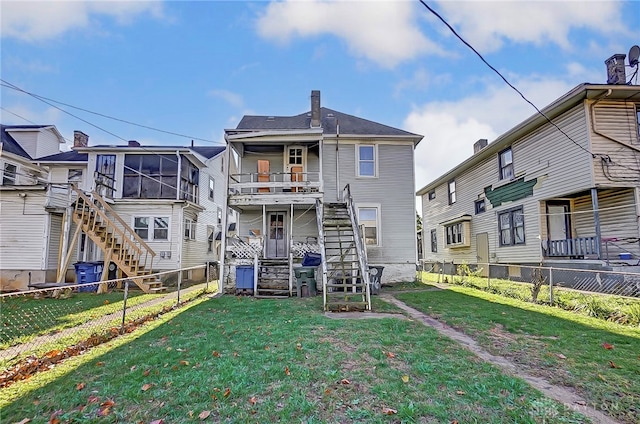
[323,141,416,266]
[421,104,593,265]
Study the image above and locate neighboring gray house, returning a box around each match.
[417,63,640,275]
[221,91,423,309]
[1,125,229,292]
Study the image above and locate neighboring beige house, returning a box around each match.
[1,125,229,292]
[221,91,423,310]
[417,61,640,275]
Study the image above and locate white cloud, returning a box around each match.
[0,104,62,126]
[406,76,575,190]
[255,0,442,68]
[209,89,244,109]
[1,1,164,41]
[393,68,452,98]
[434,0,628,52]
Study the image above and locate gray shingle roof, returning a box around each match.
[1,124,34,159]
[236,107,419,137]
[37,150,88,162]
[190,146,225,159]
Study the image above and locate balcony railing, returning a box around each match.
[229,172,321,195]
[542,237,598,258]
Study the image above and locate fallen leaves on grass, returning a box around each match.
[212,351,220,357]
[284,366,290,376]
[609,361,619,369]
[456,390,465,395]
[198,410,211,420]
[149,420,165,424]
[223,388,231,398]
[179,360,189,366]
[402,375,410,383]
[602,342,614,350]
[143,369,151,376]
[556,353,567,359]
[141,384,153,392]
[340,379,350,385]
[381,407,397,415]
[15,419,31,424]
[76,382,86,391]
[385,351,396,358]
[248,396,257,405]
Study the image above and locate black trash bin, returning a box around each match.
[368,266,384,295]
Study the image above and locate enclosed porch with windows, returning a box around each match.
[540,187,640,264]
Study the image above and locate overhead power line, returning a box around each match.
[418,0,640,176]
[0,79,223,145]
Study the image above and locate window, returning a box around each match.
[475,199,486,214]
[217,207,222,225]
[134,216,169,241]
[357,145,376,177]
[184,218,196,240]
[208,177,215,200]
[430,229,437,252]
[428,190,436,201]
[95,154,116,197]
[443,217,471,248]
[358,207,380,246]
[2,163,17,185]
[447,180,456,204]
[123,154,177,199]
[207,226,215,253]
[68,169,83,184]
[499,147,514,180]
[498,207,525,246]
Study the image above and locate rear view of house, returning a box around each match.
[221,91,422,309]
[418,55,640,275]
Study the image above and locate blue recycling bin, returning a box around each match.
[74,261,103,292]
[236,265,254,294]
[302,252,322,267]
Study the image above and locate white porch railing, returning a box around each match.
[229,172,321,195]
[542,237,599,257]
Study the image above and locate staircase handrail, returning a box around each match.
[71,187,155,270]
[315,199,329,311]
[342,184,371,309]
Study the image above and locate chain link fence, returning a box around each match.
[418,261,640,325]
[0,264,218,375]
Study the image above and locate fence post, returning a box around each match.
[487,263,491,289]
[177,269,182,306]
[548,267,554,304]
[121,280,129,333]
[206,263,210,291]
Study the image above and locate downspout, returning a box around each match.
[335,119,340,201]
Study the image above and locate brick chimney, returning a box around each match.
[473,138,488,154]
[605,54,626,84]
[73,130,88,148]
[310,90,321,128]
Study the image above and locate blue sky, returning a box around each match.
[1,0,639,192]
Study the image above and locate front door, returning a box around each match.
[547,202,571,240]
[476,232,489,277]
[266,212,287,258]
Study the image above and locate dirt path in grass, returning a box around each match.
[2,283,208,362]
[379,293,621,424]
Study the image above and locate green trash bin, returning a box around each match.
[294,266,317,297]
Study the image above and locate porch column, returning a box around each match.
[218,142,232,294]
[591,188,602,259]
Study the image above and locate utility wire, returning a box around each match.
[418,0,640,176]
[418,0,595,158]
[0,79,223,145]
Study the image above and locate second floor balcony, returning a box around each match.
[228,171,322,207]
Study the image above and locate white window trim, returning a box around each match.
[184,218,196,240]
[283,145,308,172]
[208,176,215,201]
[441,215,471,248]
[2,161,18,186]
[132,216,171,241]
[357,203,381,247]
[356,144,378,178]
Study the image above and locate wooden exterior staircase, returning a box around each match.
[69,187,165,293]
[316,185,371,311]
[255,258,291,298]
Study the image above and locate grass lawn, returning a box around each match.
[395,285,640,424]
[1,295,590,423]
